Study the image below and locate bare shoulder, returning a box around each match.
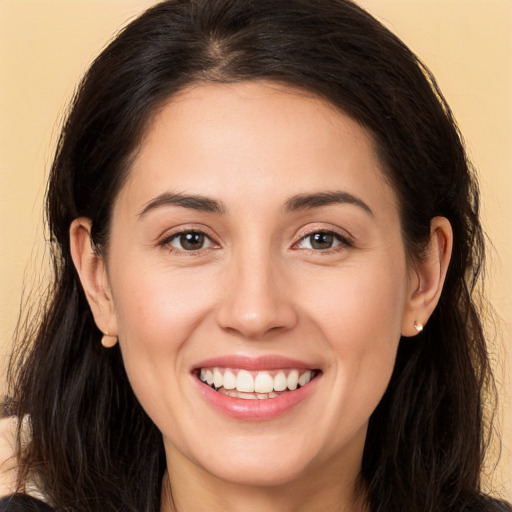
[0,417,18,498]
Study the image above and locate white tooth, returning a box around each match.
[273,371,288,392]
[213,368,223,388]
[227,390,256,399]
[205,369,214,386]
[287,369,299,390]
[200,368,207,381]
[238,393,258,400]
[257,393,269,399]
[236,370,255,392]
[298,370,312,387]
[269,392,278,398]
[254,371,274,393]
[223,370,236,390]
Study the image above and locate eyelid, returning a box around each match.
[291,224,355,251]
[158,224,221,253]
[157,223,354,254]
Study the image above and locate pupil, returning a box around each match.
[311,233,333,249]
[181,232,204,250]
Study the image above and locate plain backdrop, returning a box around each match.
[0,0,510,499]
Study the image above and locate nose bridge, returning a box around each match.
[216,241,297,338]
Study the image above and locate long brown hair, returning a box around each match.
[6,1,510,510]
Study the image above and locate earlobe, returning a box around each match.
[402,217,453,337]
[69,218,118,341]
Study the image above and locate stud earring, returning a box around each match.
[101,330,118,348]
[413,321,423,333]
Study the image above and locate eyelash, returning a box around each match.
[159,227,354,255]
[160,227,219,255]
[292,228,354,254]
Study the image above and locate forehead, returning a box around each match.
[118,81,397,217]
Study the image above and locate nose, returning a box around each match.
[216,251,298,339]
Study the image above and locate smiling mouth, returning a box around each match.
[196,367,319,400]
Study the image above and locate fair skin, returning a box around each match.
[70,82,452,512]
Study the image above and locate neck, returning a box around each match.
[160,445,368,512]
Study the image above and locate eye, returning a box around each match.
[295,231,350,251]
[166,230,216,251]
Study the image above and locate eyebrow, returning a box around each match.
[138,192,227,217]
[284,191,374,216]
[138,190,373,218]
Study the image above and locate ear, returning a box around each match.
[69,218,118,344]
[401,216,453,337]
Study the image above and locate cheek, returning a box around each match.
[300,259,408,346]
[107,258,221,401]
[297,258,408,419]
[107,260,221,423]
[111,260,217,343]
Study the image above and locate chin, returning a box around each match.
[202,455,314,488]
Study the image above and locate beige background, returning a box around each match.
[0,0,510,499]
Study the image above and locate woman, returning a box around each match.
[1,0,510,510]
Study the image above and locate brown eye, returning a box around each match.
[309,233,335,250]
[296,231,348,251]
[168,231,212,251]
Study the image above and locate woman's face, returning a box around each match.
[103,82,417,487]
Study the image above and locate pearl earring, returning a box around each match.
[413,321,423,333]
[101,330,118,348]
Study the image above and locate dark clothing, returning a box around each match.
[0,493,510,511]
[0,495,52,511]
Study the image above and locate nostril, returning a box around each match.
[216,303,298,340]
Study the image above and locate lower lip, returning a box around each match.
[194,375,320,421]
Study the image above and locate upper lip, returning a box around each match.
[193,355,317,372]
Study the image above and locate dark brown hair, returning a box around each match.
[6,1,510,511]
